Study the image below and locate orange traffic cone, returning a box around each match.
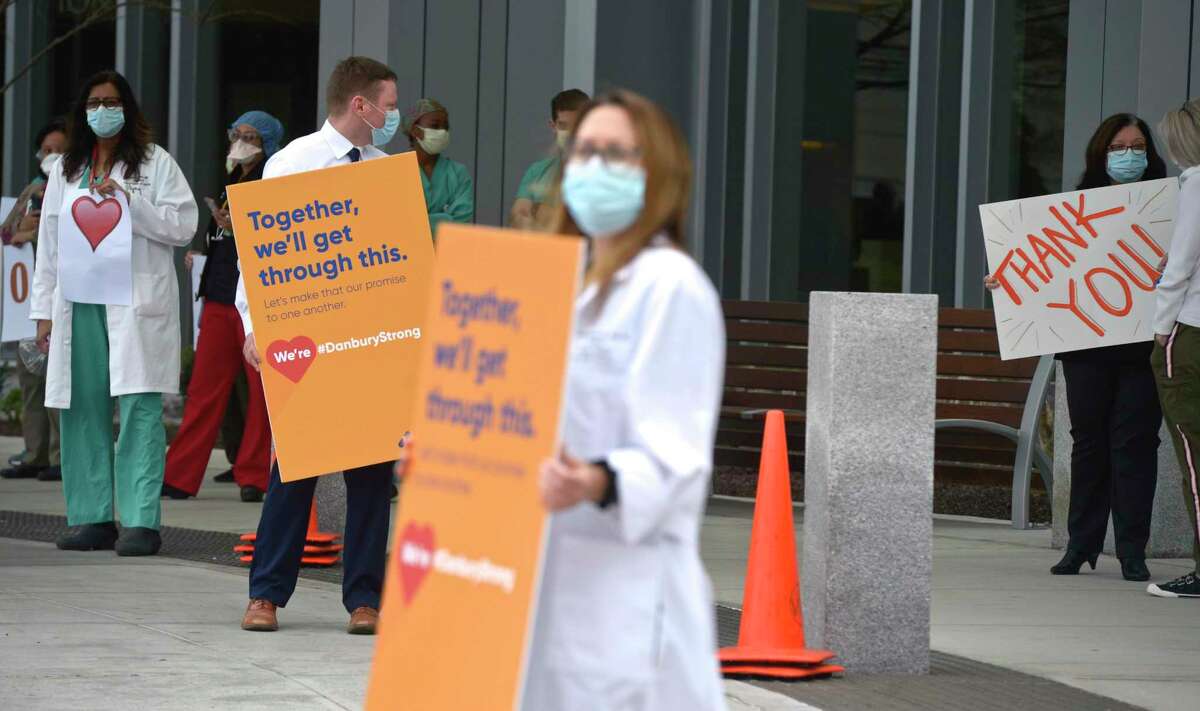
[236,501,344,566]
[235,455,344,566]
[718,410,843,679]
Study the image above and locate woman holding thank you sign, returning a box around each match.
[30,70,198,556]
[525,90,726,710]
[986,114,1166,582]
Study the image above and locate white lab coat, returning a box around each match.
[30,144,199,408]
[522,240,728,711]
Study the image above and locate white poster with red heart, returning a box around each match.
[57,187,132,305]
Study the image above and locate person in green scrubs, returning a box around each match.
[402,98,473,233]
[31,71,198,556]
[510,89,589,229]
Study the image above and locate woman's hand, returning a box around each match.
[184,250,200,271]
[983,274,1000,290]
[539,451,608,512]
[16,211,39,237]
[1157,333,1171,347]
[91,178,127,201]
[214,209,233,231]
[36,320,51,354]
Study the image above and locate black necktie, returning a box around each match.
[348,147,361,163]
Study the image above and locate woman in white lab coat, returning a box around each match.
[523,90,727,710]
[31,70,198,556]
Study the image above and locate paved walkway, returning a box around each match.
[0,538,808,711]
[2,435,1199,710]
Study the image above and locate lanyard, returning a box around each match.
[82,145,113,190]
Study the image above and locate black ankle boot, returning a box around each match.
[56,522,118,551]
[116,527,161,557]
[1051,549,1099,575]
[1120,558,1151,581]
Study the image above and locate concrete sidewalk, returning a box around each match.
[0,538,810,710]
[2,434,1199,710]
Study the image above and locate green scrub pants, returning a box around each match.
[60,302,166,530]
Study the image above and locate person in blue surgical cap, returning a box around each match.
[163,110,285,504]
[403,98,473,234]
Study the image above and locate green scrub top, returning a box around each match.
[419,156,474,233]
[515,155,561,206]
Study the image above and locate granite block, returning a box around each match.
[801,292,936,674]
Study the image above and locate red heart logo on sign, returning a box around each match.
[397,522,436,605]
[71,195,123,251]
[265,336,318,383]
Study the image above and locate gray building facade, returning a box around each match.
[3,0,1200,320]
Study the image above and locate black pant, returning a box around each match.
[249,460,392,612]
[1061,359,1161,559]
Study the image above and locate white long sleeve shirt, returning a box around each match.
[234,120,386,335]
[1155,165,1200,335]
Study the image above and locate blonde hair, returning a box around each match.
[1158,99,1200,169]
[543,89,692,288]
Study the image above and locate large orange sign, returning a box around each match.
[227,153,434,480]
[366,224,584,710]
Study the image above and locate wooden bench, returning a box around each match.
[716,300,1054,528]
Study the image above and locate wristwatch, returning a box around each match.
[592,459,618,509]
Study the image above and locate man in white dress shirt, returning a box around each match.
[236,56,402,634]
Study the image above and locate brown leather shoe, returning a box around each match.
[347,606,378,635]
[241,598,278,631]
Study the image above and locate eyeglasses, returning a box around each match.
[85,97,122,110]
[228,129,262,144]
[1108,145,1147,156]
[566,141,642,167]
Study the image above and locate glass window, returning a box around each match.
[49,1,117,118]
[1004,1,1069,199]
[190,1,320,201]
[769,0,911,301]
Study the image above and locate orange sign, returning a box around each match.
[366,224,584,710]
[227,153,434,480]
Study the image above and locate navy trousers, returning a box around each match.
[249,460,393,612]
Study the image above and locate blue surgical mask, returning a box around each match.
[1107,151,1148,184]
[562,157,646,238]
[86,107,125,139]
[361,99,400,147]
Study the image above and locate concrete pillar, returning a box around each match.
[801,292,937,674]
[1052,362,1193,558]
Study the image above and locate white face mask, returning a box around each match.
[227,139,263,167]
[556,130,570,151]
[417,128,450,155]
[39,153,62,176]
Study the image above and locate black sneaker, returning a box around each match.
[56,522,118,551]
[1147,571,1200,598]
[161,483,192,499]
[1,463,44,479]
[213,469,235,483]
[116,527,162,556]
[37,465,62,482]
[240,485,264,503]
